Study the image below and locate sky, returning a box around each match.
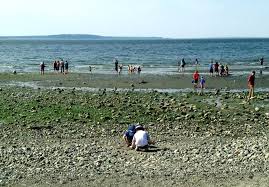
[0,0,268,38]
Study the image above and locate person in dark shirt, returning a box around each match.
[247,71,255,101]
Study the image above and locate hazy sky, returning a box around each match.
[0,0,268,38]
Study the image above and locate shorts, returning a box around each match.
[210,68,213,73]
[248,84,254,89]
[194,79,198,84]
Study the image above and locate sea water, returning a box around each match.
[0,38,268,75]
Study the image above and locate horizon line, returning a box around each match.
[0,34,269,40]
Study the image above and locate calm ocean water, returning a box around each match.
[0,38,268,75]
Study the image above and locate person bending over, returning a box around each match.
[130,126,154,151]
[123,124,137,146]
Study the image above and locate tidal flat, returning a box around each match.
[0,73,269,186]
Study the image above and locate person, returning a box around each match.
[114,58,119,73]
[192,70,200,90]
[224,64,229,76]
[123,124,137,146]
[220,64,225,76]
[195,58,199,70]
[60,60,65,73]
[130,126,154,151]
[56,61,60,72]
[118,64,123,75]
[209,61,214,77]
[180,58,186,72]
[89,65,92,73]
[40,61,45,75]
[53,61,57,72]
[137,66,141,74]
[200,76,206,95]
[64,61,69,74]
[247,71,256,101]
[214,62,219,76]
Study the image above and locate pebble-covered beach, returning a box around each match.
[0,73,269,186]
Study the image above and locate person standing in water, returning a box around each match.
[209,61,214,77]
[64,61,69,74]
[53,61,57,72]
[40,61,45,75]
[114,58,119,73]
[247,71,256,101]
[60,60,65,73]
[137,66,142,74]
[214,62,219,76]
[180,58,186,72]
[195,59,199,70]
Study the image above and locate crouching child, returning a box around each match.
[123,124,137,147]
[130,126,154,151]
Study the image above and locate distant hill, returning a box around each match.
[0,34,164,40]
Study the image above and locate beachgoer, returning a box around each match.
[60,60,65,73]
[192,70,200,90]
[200,76,206,95]
[214,62,219,76]
[118,64,123,75]
[224,65,229,76]
[209,61,214,77]
[64,61,69,74]
[53,61,57,71]
[138,66,141,74]
[180,58,186,72]
[220,64,225,76]
[114,58,119,72]
[247,71,255,101]
[89,66,92,73]
[130,126,154,151]
[195,59,199,70]
[40,61,45,75]
[123,124,137,146]
[56,61,60,72]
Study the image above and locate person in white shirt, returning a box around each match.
[130,126,154,151]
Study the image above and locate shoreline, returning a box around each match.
[1,72,269,91]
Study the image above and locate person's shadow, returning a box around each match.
[143,145,163,153]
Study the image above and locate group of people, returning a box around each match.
[209,61,229,77]
[192,70,206,94]
[114,58,142,75]
[123,124,154,151]
[40,60,69,75]
[53,60,69,74]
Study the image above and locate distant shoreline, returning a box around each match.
[1,34,269,40]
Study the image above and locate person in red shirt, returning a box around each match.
[247,71,255,100]
[193,70,200,90]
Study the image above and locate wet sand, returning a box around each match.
[1,72,269,91]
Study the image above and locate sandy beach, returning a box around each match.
[0,72,269,186]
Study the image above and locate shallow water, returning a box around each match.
[0,39,269,75]
[2,81,269,93]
